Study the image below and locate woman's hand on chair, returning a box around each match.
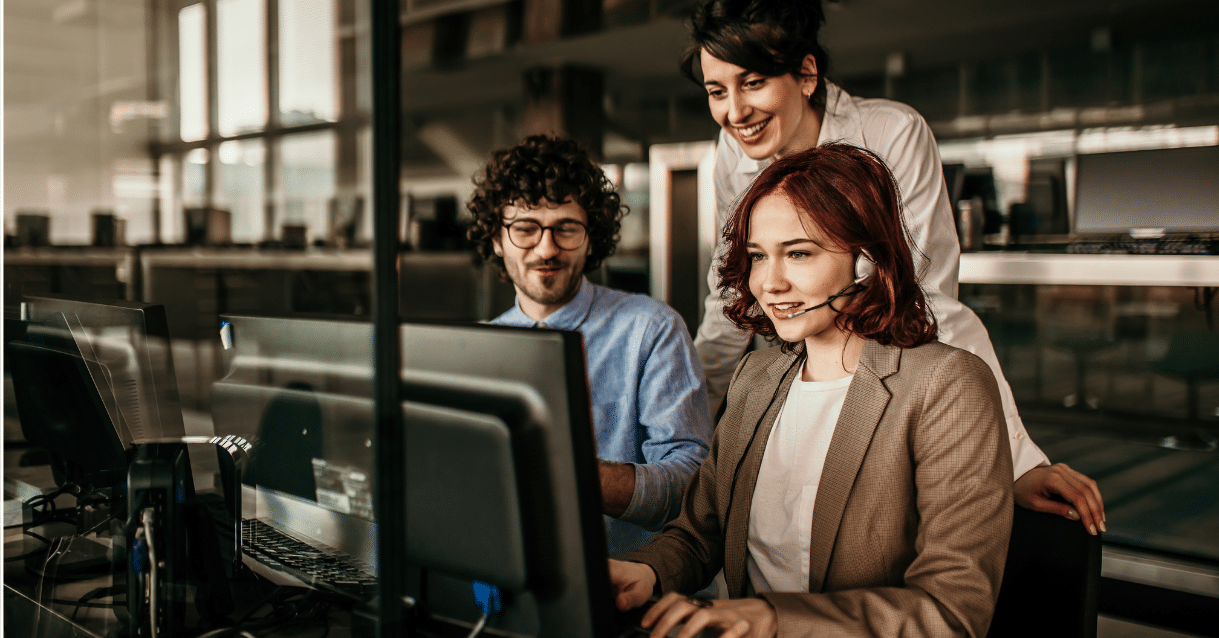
[1014,463,1106,535]
[641,592,777,638]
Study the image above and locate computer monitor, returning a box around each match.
[1074,145,1219,235]
[212,315,618,637]
[6,312,129,491]
[8,295,186,488]
[20,294,187,446]
[397,322,612,637]
[209,314,379,585]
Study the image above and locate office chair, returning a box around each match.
[1150,331,1219,452]
[987,506,1102,638]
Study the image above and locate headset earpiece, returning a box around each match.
[854,251,876,285]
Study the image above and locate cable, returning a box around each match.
[5,482,83,530]
[194,586,334,638]
[66,585,125,622]
[5,541,50,562]
[4,529,54,562]
[142,507,158,638]
[24,530,53,545]
[465,614,489,638]
[77,510,120,537]
[133,526,148,631]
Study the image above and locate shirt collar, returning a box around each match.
[502,276,596,330]
[816,82,865,148]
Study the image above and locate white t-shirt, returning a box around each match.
[746,367,853,594]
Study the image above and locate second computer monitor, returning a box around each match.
[399,322,613,637]
[212,316,615,637]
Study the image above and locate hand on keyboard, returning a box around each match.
[631,592,777,638]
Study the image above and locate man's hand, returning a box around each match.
[599,460,636,518]
[641,592,777,638]
[1014,463,1106,535]
[608,559,656,611]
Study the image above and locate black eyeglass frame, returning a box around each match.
[501,219,589,251]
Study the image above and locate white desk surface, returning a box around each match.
[959,253,1219,287]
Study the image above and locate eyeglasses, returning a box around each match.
[502,219,588,251]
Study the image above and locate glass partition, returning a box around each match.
[965,281,1219,563]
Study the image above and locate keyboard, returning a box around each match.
[240,519,377,597]
[1064,237,1217,255]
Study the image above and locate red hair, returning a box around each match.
[719,143,937,348]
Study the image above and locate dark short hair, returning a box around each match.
[680,0,831,109]
[466,135,625,278]
[718,143,937,349]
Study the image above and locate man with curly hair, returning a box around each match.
[468,134,712,557]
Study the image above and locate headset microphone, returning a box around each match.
[786,251,875,318]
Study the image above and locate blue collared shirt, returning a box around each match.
[491,278,712,556]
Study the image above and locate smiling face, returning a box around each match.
[492,198,589,321]
[747,192,856,347]
[701,49,821,161]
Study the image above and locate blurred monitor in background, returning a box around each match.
[91,209,126,247]
[1074,145,1219,235]
[15,212,51,248]
[185,208,233,246]
[328,194,365,248]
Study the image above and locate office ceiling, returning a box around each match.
[6,0,1214,111]
[400,0,1218,111]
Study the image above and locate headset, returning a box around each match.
[853,251,876,285]
[787,251,875,318]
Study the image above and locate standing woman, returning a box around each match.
[611,144,1013,638]
[685,0,1104,532]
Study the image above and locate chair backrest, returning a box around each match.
[987,506,1102,638]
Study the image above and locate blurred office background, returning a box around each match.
[4,0,1219,635]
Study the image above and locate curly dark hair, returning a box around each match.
[680,0,831,109]
[719,143,937,349]
[466,134,625,278]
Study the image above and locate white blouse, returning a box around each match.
[746,366,853,594]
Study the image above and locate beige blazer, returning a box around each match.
[619,339,1014,637]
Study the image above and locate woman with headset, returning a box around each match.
[684,0,1104,533]
[610,144,1014,638]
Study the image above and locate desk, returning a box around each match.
[959,253,1219,287]
[3,459,366,638]
[3,248,137,305]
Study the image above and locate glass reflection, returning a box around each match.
[965,282,1219,561]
